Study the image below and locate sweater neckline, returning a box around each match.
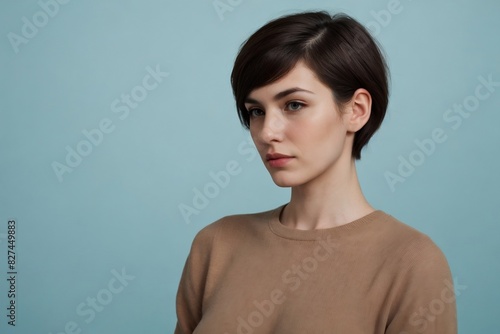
[268,203,386,241]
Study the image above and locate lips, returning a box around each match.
[265,153,294,168]
[266,153,293,161]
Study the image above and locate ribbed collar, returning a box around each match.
[268,203,387,241]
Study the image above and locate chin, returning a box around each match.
[272,180,292,188]
[269,173,305,188]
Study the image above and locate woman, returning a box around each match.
[175,11,457,334]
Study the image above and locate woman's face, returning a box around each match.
[245,61,355,188]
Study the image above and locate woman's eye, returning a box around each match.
[248,108,264,117]
[287,101,304,111]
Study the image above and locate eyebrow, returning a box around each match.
[244,87,314,104]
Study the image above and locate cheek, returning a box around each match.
[249,125,259,143]
[290,112,344,152]
[249,128,267,156]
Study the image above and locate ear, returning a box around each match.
[344,88,372,133]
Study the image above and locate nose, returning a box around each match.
[256,110,285,144]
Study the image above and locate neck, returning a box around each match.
[281,157,375,230]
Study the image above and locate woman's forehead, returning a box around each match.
[246,62,325,101]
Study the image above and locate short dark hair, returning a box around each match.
[230,11,390,160]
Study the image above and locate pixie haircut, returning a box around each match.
[231,11,390,160]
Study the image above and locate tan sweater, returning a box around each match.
[174,204,457,333]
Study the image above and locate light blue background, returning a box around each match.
[0,0,499,333]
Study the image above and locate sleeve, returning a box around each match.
[174,222,221,334]
[385,236,458,334]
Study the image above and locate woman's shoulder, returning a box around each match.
[376,211,451,271]
[378,211,439,244]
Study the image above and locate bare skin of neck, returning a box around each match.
[280,156,375,231]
